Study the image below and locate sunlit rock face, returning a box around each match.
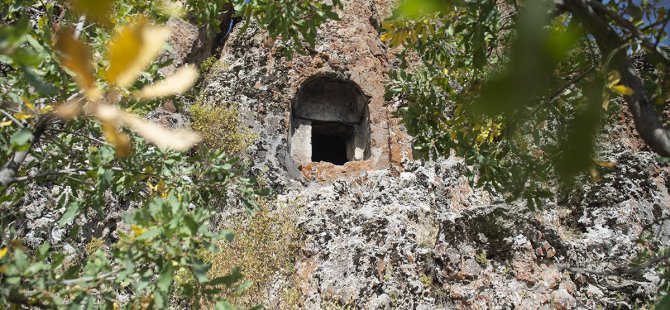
[199,0,412,186]
[198,0,670,309]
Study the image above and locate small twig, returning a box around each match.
[12,166,156,183]
[0,114,55,187]
[0,109,24,127]
[48,128,109,146]
[60,267,121,286]
[546,66,596,103]
[60,174,90,186]
[13,168,92,183]
[654,17,670,49]
[499,11,518,28]
[73,15,86,39]
[640,15,670,32]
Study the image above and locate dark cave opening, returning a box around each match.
[311,121,353,165]
[312,133,348,165]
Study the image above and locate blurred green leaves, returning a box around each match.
[0,17,31,52]
[554,76,604,185]
[9,128,32,151]
[394,0,452,19]
[472,1,582,117]
[0,17,58,99]
[386,0,611,209]
[0,20,40,68]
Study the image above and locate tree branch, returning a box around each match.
[12,166,157,184]
[0,114,55,187]
[563,0,670,157]
[0,109,24,127]
[588,0,670,66]
[73,15,86,39]
[60,267,120,286]
[547,67,596,103]
[48,128,109,146]
[13,168,92,183]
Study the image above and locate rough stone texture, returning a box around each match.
[198,0,670,308]
[158,17,203,77]
[277,143,670,308]
[158,14,231,77]
[199,0,412,185]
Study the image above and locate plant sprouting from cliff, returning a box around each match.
[190,102,257,155]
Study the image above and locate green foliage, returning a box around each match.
[0,143,261,306]
[0,0,340,308]
[418,272,432,287]
[385,1,558,209]
[384,0,670,305]
[190,102,257,155]
[200,55,219,76]
[474,251,488,267]
[184,0,233,34]
[383,0,656,209]
[235,0,342,57]
[85,238,105,256]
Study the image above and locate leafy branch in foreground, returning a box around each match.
[1,0,341,308]
[383,0,670,207]
[383,0,670,306]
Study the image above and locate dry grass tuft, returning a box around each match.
[201,204,303,309]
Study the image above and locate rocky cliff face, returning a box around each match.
[286,146,670,309]
[13,0,670,308]
[199,0,412,186]
[195,0,670,308]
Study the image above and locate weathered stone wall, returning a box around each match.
[19,1,670,308]
[290,76,371,166]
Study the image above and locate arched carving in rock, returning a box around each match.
[290,76,370,166]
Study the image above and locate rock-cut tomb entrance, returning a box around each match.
[289,76,371,166]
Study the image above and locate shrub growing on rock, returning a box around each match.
[190,102,257,155]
